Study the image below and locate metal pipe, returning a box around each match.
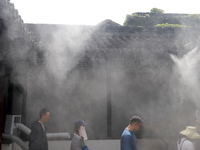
[3,123,70,150]
[15,123,70,140]
[46,133,70,140]
[15,123,31,135]
[2,133,29,150]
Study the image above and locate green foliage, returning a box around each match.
[132,14,150,18]
[123,14,153,26]
[155,23,187,28]
[123,8,200,27]
[150,8,165,14]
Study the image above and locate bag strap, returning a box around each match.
[82,138,86,146]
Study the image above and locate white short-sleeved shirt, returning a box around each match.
[177,138,195,150]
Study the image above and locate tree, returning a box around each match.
[150,8,165,15]
[123,8,200,27]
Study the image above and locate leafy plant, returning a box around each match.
[155,23,186,28]
[150,8,165,14]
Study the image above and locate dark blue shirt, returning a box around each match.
[120,128,138,150]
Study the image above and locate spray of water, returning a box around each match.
[170,47,200,106]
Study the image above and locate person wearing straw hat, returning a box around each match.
[177,126,200,150]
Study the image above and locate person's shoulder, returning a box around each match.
[184,140,195,150]
[32,121,40,125]
[184,139,194,145]
[121,129,132,138]
[72,134,82,140]
[31,121,41,128]
[75,134,82,139]
[122,129,131,135]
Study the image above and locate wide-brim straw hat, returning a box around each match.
[180,126,200,139]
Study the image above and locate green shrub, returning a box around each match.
[155,23,187,28]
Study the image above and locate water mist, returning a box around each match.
[171,47,200,107]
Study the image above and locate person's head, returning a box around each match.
[128,115,143,132]
[180,126,200,140]
[74,119,87,135]
[39,108,50,124]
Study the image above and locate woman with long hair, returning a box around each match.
[70,119,88,150]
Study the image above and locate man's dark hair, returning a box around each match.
[39,108,49,118]
[129,115,143,125]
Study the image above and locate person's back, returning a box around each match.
[177,126,200,150]
[120,115,142,150]
[70,133,84,150]
[121,128,138,150]
[29,108,50,150]
[29,121,48,150]
[177,137,195,150]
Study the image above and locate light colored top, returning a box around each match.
[177,138,195,150]
[70,133,84,150]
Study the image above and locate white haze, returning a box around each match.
[10,0,200,25]
[171,47,200,107]
[35,25,93,84]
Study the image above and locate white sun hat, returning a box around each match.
[180,126,200,139]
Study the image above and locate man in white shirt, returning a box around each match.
[177,126,200,150]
